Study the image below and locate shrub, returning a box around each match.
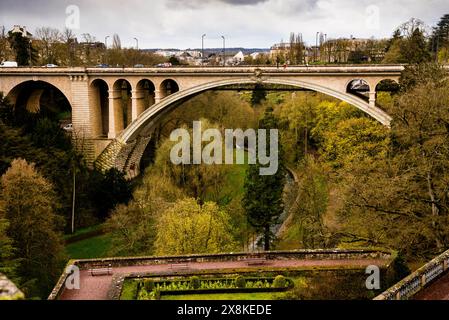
[191,276,201,289]
[273,275,287,288]
[144,279,154,292]
[235,276,246,288]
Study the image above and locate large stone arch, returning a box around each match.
[96,77,393,174]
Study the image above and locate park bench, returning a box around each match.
[89,264,113,276]
[169,262,190,270]
[244,257,268,266]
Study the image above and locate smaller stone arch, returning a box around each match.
[375,79,400,93]
[89,79,109,137]
[110,79,132,135]
[346,79,371,101]
[135,79,156,118]
[160,79,179,99]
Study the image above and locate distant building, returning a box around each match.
[232,51,245,64]
[321,37,387,63]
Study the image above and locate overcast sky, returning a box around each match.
[0,0,446,49]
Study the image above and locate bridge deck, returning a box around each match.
[0,65,405,75]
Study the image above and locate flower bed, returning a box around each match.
[134,275,293,300]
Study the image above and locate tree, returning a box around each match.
[7,30,36,66]
[0,218,19,282]
[106,169,184,255]
[112,34,121,50]
[153,119,230,204]
[338,64,449,258]
[383,18,431,64]
[321,117,390,169]
[0,159,65,298]
[295,156,329,248]
[88,168,132,220]
[35,27,62,65]
[243,108,286,250]
[154,198,236,255]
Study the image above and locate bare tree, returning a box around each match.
[62,28,76,66]
[112,34,121,50]
[35,27,62,64]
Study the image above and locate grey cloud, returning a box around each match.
[165,0,268,9]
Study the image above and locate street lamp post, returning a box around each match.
[202,34,206,65]
[324,33,328,64]
[104,36,110,64]
[28,39,33,66]
[315,32,320,63]
[134,37,139,50]
[221,35,226,67]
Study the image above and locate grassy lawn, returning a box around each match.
[64,224,104,241]
[161,292,286,300]
[65,233,113,259]
[214,149,249,205]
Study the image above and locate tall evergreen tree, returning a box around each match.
[7,31,37,66]
[0,159,65,298]
[243,107,285,250]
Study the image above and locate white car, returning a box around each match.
[43,64,58,68]
[0,61,18,67]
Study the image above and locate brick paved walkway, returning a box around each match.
[59,258,387,300]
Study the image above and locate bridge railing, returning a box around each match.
[374,249,449,300]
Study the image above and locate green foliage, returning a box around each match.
[7,31,37,66]
[144,279,155,291]
[88,168,132,220]
[190,276,201,289]
[338,64,449,258]
[154,198,237,255]
[243,108,286,250]
[120,280,138,300]
[295,157,329,248]
[321,117,390,169]
[235,276,246,288]
[273,275,287,288]
[383,19,431,64]
[0,218,19,282]
[0,159,65,298]
[250,84,267,106]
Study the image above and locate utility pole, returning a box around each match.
[315,32,320,63]
[71,164,76,234]
[202,34,206,65]
[221,35,226,67]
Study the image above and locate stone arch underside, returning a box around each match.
[95,77,393,174]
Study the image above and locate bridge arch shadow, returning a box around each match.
[5,80,72,125]
[96,77,393,175]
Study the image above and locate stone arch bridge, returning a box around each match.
[0,65,403,176]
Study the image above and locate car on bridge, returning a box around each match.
[96,64,110,68]
[156,62,172,68]
[0,61,18,67]
[43,64,58,68]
